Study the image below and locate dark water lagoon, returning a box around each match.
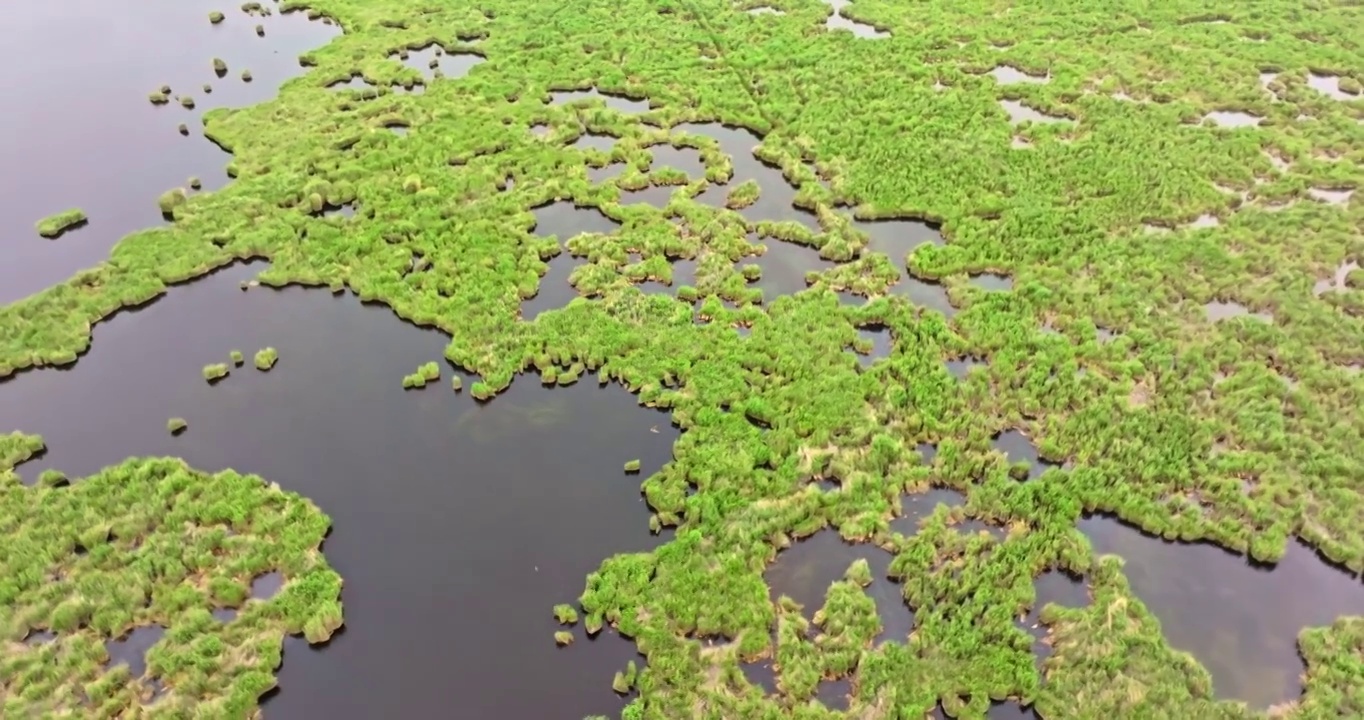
[0,0,339,304]
[1080,515,1364,709]
[0,263,678,719]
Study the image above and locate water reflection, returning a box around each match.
[1203,111,1263,128]
[765,531,913,646]
[989,66,1049,85]
[673,123,821,232]
[0,0,341,304]
[1307,73,1359,101]
[999,100,1069,125]
[549,88,649,113]
[858,217,944,260]
[106,625,167,679]
[1080,516,1364,708]
[822,0,889,39]
[523,202,620,319]
[745,236,830,299]
[0,264,680,719]
[992,429,1058,480]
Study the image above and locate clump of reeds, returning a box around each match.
[149,91,169,105]
[213,58,227,77]
[203,83,213,94]
[451,376,462,392]
[230,349,243,365]
[157,188,187,216]
[553,604,579,625]
[167,418,188,435]
[241,69,253,82]
[37,469,68,488]
[255,24,265,36]
[35,208,87,239]
[209,10,224,24]
[180,96,196,109]
[624,459,642,473]
[203,363,230,382]
[554,631,574,646]
[254,347,278,371]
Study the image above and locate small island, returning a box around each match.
[202,363,229,383]
[167,418,188,435]
[402,361,440,389]
[35,209,88,239]
[254,347,278,371]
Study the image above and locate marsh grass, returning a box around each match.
[201,363,229,383]
[35,209,87,239]
[166,418,187,435]
[4,1,1364,715]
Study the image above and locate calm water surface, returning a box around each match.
[0,0,338,304]
[0,263,677,719]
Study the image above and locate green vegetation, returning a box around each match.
[148,91,168,105]
[253,347,277,371]
[212,58,227,77]
[553,604,579,625]
[623,459,641,474]
[201,363,229,383]
[179,96,195,110]
[3,0,1364,717]
[240,69,252,82]
[35,209,87,239]
[725,179,761,209]
[167,417,188,435]
[208,10,224,24]
[0,440,341,717]
[450,375,462,392]
[230,349,244,365]
[401,361,439,389]
[554,631,574,646]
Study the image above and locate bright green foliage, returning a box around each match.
[623,459,641,473]
[201,363,229,382]
[725,179,760,210]
[1,0,1362,716]
[230,349,244,365]
[253,347,277,370]
[35,209,87,239]
[553,604,579,625]
[554,631,574,646]
[0,455,341,718]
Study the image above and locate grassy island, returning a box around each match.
[0,439,341,718]
[201,363,229,383]
[253,347,278,371]
[2,0,1363,717]
[167,417,188,435]
[34,209,87,239]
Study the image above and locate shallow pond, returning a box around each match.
[0,0,340,305]
[823,0,889,39]
[1080,516,1364,709]
[523,202,621,319]
[674,123,821,232]
[765,530,912,646]
[0,263,678,719]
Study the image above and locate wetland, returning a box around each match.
[3,0,1364,718]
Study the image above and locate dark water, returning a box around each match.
[0,0,339,304]
[0,263,679,719]
[394,46,484,81]
[522,202,621,319]
[744,235,831,300]
[649,145,707,179]
[1080,516,1364,709]
[859,217,943,262]
[852,326,893,367]
[946,356,986,380]
[765,531,913,647]
[675,123,822,233]
[106,625,167,679]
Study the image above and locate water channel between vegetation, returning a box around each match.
[3,3,1364,717]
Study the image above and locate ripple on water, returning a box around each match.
[0,0,342,304]
[0,264,681,719]
[1080,516,1364,708]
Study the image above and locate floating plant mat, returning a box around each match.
[2,0,1364,718]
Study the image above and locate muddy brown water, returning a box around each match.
[0,0,339,305]
[0,262,676,719]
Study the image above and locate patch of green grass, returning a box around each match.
[253,347,277,371]
[34,209,87,239]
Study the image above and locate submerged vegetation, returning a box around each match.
[0,439,341,717]
[34,209,87,239]
[3,0,1364,717]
